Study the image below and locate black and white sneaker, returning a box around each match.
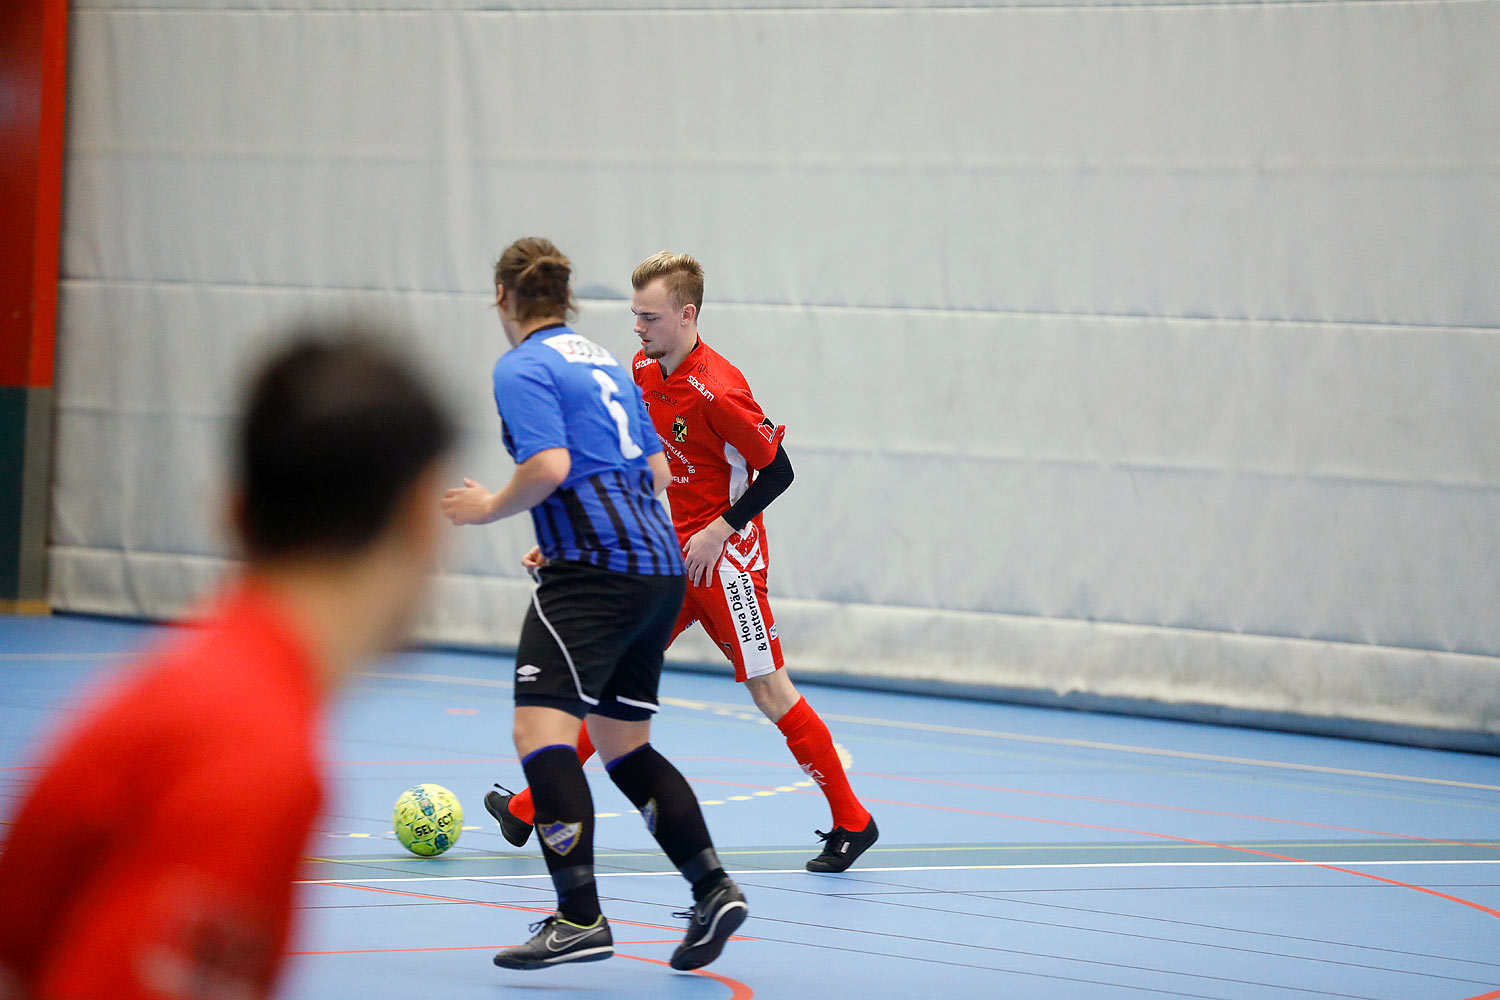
[484,784,534,848]
[493,913,613,970]
[669,879,748,971]
[806,816,879,873]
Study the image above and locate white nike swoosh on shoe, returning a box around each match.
[546,926,604,952]
[686,901,748,946]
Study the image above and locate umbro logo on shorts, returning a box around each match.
[517,664,541,683]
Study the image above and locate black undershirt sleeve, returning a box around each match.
[723,443,794,532]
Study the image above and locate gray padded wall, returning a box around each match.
[51,0,1500,744]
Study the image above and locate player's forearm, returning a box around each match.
[723,444,794,531]
[488,449,571,521]
[648,451,670,495]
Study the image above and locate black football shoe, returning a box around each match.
[493,913,613,970]
[484,784,534,848]
[806,816,879,873]
[669,879,748,971]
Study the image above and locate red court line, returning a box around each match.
[328,757,516,767]
[849,792,1500,1000]
[320,881,755,941]
[618,953,755,999]
[291,939,687,955]
[288,942,752,997]
[856,770,1500,851]
[859,793,1500,918]
[683,755,1499,850]
[304,883,754,996]
[294,944,499,956]
[693,777,819,792]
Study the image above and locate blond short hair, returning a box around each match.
[632,251,704,316]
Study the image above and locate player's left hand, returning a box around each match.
[441,478,496,526]
[682,518,735,586]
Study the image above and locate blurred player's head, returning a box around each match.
[493,237,575,344]
[233,329,456,653]
[632,251,703,361]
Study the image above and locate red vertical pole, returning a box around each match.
[0,0,69,611]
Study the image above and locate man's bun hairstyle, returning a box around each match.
[495,238,576,324]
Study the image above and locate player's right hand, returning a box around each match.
[522,546,548,570]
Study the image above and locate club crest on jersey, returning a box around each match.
[640,798,658,835]
[672,416,688,442]
[539,821,583,857]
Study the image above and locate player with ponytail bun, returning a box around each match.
[492,238,576,325]
[443,237,746,976]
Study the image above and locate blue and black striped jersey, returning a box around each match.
[493,325,682,576]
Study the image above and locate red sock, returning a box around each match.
[776,697,871,832]
[509,722,597,826]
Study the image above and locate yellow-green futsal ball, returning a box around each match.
[393,783,462,857]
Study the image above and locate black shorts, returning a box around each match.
[513,560,687,722]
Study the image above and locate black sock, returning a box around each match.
[521,743,600,925]
[606,743,727,899]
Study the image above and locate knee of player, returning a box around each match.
[748,671,798,719]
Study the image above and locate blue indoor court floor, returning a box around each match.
[3,614,1500,1000]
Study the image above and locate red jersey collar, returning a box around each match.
[191,578,323,703]
[660,337,705,381]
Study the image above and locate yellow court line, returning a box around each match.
[660,695,1500,794]
[295,858,1500,885]
[359,670,514,690]
[349,668,1500,794]
[303,840,1500,865]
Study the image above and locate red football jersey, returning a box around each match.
[0,583,324,1000]
[633,339,786,571]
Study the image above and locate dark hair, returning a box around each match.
[236,329,455,560]
[493,237,576,324]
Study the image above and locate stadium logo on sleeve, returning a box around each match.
[539,821,583,857]
[673,416,688,442]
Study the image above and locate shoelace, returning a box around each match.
[493,782,517,796]
[526,915,557,935]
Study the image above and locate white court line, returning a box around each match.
[297,859,1500,885]
[359,670,514,690]
[809,709,1500,794]
[351,669,1500,793]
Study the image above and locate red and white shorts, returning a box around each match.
[670,559,784,682]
